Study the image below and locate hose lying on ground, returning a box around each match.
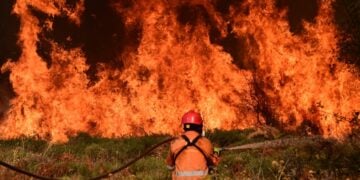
[0,160,57,180]
[0,136,331,179]
[89,137,175,180]
[221,136,331,151]
[0,137,175,180]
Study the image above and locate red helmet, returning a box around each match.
[181,110,203,125]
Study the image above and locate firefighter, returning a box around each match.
[166,110,220,179]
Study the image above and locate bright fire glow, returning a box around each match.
[0,0,359,142]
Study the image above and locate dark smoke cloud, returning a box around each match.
[31,0,142,81]
[0,0,21,63]
[276,0,320,34]
[176,0,320,70]
[0,0,19,118]
[334,0,360,67]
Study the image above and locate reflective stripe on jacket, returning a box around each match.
[175,169,208,176]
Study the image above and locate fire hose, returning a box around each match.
[89,137,175,180]
[213,136,328,154]
[0,137,175,180]
[0,160,56,180]
[0,136,329,179]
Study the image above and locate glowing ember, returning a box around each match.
[0,0,359,142]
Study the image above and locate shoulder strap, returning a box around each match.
[173,135,191,162]
[173,134,212,165]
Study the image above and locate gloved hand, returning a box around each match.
[213,147,223,155]
[210,154,221,166]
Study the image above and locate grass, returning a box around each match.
[0,129,359,179]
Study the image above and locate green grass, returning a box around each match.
[0,129,359,179]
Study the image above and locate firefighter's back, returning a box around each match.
[170,131,212,179]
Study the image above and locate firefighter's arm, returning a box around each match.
[166,150,175,170]
[209,153,221,166]
[208,148,221,175]
[206,140,221,166]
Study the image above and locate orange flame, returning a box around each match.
[0,0,359,142]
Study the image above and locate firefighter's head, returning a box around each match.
[181,110,203,134]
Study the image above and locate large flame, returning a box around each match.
[0,0,359,142]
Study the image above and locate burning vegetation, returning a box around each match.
[0,0,359,142]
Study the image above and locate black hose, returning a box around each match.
[0,160,58,180]
[0,137,175,180]
[90,137,175,180]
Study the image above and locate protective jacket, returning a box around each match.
[166,131,219,180]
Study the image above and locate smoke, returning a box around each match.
[333,0,360,67]
[0,0,20,119]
